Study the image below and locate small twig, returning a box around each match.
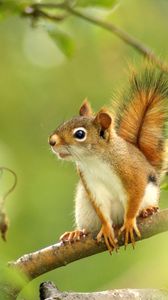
[23,2,168,72]
[0,167,17,206]
[66,6,168,72]
[0,167,17,241]
[23,5,68,22]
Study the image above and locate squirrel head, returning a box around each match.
[49,99,114,161]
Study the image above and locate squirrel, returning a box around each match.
[49,67,168,253]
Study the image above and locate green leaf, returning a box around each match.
[0,259,28,300]
[160,182,168,190]
[46,26,75,58]
[76,0,118,8]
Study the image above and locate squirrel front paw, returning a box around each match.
[97,223,118,254]
[118,218,141,248]
[59,229,88,243]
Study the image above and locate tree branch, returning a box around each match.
[0,209,167,299]
[66,6,168,72]
[10,209,168,280]
[39,281,168,300]
[22,2,168,72]
[23,5,68,22]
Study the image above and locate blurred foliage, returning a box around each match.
[46,25,75,58]
[76,0,118,7]
[0,259,33,300]
[161,182,168,191]
[0,0,168,299]
[0,0,119,58]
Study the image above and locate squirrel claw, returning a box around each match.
[59,229,87,243]
[139,206,159,218]
[119,219,141,249]
[97,223,118,254]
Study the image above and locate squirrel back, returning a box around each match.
[113,67,168,174]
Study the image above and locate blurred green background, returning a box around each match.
[0,0,168,299]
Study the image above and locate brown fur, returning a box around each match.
[79,99,93,117]
[108,134,158,227]
[49,67,167,248]
[115,69,168,173]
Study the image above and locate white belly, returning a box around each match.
[77,157,127,225]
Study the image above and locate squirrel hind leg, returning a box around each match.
[139,206,159,218]
[139,182,159,215]
[59,229,88,243]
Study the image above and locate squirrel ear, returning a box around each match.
[94,110,112,130]
[79,98,93,117]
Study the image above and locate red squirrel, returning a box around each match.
[49,67,168,253]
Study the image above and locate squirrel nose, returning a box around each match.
[49,135,57,146]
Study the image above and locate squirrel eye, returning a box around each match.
[73,127,87,142]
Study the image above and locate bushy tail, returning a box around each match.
[114,67,168,173]
[161,139,168,179]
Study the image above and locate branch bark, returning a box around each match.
[10,209,168,280]
[0,209,167,299]
[39,281,168,300]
